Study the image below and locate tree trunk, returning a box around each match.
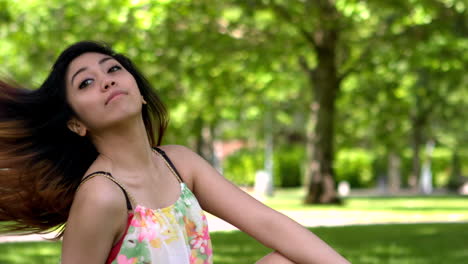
[420,140,435,194]
[304,0,341,204]
[409,116,423,189]
[409,69,430,190]
[194,116,204,155]
[304,76,340,203]
[448,148,462,190]
[264,108,274,196]
[387,151,401,194]
[195,117,217,166]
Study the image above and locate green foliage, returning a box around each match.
[0,0,467,190]
[223,146,465,188]
[222,148,264,186]
[222,145,305,188]
[425,148,452,187]
[273,145,306,187]
[399,147,466,188]
[335,149,376,188]
[334,148,466,188]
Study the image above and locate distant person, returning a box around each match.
[0,41,349,264]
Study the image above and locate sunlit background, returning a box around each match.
[1,0,467,263]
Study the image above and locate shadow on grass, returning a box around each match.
[0,222,467,264]
[375,206,468,211]
[0,241,61,264]
[211,222,468,264]
[314,222,468,264]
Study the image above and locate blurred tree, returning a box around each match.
[1,0,466,200]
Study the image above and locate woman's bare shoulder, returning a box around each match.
[65,172,128,238]
[71,153,127,217]
[156,144,201,188]
[157,144,192,155]
[73,174,125,210]
[62,170,128,262]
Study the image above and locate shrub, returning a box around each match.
[222,145,466,189]
[222,145,306,187]
[222,148,264,186]
[334,149,376,188]
[273,145,306,187]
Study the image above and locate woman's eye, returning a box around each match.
[79,79,93,89]
[108,65,122,73]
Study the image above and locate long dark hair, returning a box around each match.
[0,41,168,238]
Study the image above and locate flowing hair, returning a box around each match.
[0,41,168,238]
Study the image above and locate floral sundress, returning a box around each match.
[80,148,213,264]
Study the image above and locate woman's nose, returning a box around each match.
[104,81,116,90]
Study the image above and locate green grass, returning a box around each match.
[1,193,467,263]
[261,189,468,223]
[1,222,467,264]
[0,241,61,264]
[211,222,468,264]
[263,188,468,211]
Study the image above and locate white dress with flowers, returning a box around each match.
[81,148,213,264]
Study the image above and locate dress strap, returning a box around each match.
[153,147,184,183]
[78,171,135,210]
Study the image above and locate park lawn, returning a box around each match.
[263,187,468,211]
[0,222,467,264]
[1,194,466,263]
[261,189,468,223]
[212,222,468,264]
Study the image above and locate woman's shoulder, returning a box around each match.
[64,171,128,256]
[72,157,128,217]
[72,174,127,216]
[74,156,126,205]
[156,144,192,155]
[156,144,202,188]
[156,144,201,165]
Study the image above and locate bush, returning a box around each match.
[222,148,264,186]
[222,145,465,189]
[334,149,376,188]
[222,145,306,187]
[400,147,456,188]
[335,147,467,188]
[273,145,306,187]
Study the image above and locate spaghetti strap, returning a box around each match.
[153,147,184,183]
[79,171,134,210]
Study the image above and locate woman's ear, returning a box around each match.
[67,118,87,137]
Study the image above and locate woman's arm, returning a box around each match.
[257,251,296,264]
[61,176,128,264]
[163,145,350,264]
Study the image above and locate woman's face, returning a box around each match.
[65,52,143,133]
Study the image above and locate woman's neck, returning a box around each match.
[90,117,156,176]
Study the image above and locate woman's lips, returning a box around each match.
[105,91,127,105]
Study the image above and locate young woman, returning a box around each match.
[0,41,350,264]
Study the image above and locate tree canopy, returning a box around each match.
[1,0,467,202]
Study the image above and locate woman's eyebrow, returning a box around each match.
[70,57,114,85]
[98,56,114,65]
[71,67,87,85]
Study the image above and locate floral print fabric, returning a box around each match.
[110,183,212,264]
